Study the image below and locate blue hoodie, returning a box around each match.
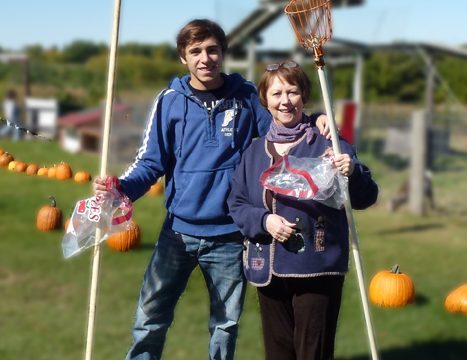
[119,73,272,236]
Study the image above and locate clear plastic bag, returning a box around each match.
[62,177,133,258]
[259,154,347,209]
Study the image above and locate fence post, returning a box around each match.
[409,110,427,215]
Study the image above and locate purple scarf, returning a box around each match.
[266,115,316,144]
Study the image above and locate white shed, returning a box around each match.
[24,97,59,139]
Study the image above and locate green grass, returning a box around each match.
[1,139,467,360]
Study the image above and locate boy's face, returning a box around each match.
[180,36,224,91]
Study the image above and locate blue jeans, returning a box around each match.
[125,226,246,360]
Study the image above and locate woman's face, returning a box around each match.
[266,75,304,128]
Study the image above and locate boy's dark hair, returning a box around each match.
[176,19,228,60]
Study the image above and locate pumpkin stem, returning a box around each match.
[390,264,400,274]
[48,196,57,208]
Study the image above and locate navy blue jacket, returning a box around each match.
[118,73,271,236]
[227,128,378,286]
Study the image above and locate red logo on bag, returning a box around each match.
[77,200,87,214]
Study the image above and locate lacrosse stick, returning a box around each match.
[284,1,379,359]
[84,0,122,359]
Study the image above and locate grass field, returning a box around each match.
[1,138,467,360]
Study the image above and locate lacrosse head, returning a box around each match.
[284,0,332,50]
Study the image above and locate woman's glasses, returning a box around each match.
[266,60,299,71]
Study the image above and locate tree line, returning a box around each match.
[1,40,466,113]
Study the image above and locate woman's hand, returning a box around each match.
[265,214,296,242]
[323,147,354,177]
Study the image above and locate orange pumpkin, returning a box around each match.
[56,162,73,180]
[74,170,92,183]
[14,161,28,172]
[147,181,164,196]
[63,206,79,231]
[0,152,14,167]
[37,167,49,177]
[36,196,63,231]
[106,220,141,252]
[26,163,39,175]
[63,217,70,231]
[47,165,57,179]
[0,148,5,155]
[63,216,78,232]
[369,264,415,308]
[444,284,467,314]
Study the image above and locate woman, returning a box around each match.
[227,60,378,360]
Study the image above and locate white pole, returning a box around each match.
[352,54,364,148]
[409,110,427,216]
[316,66,380,360]
[84,1,122,359]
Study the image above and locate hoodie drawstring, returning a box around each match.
[231,99,238,149]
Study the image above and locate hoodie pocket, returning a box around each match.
[170,167,235,221]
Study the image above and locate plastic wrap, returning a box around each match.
[259,154,347,209]
[62,177,133,258]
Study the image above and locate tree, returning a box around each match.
[61,40,107,63]
[365,52,424,103]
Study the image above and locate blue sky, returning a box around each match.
[0,0,466,51]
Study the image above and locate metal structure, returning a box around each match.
[225,0,366,145]
[225,0,364,78]
[227,0,363,50]
[284,1,379,359]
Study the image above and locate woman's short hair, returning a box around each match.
[257,61,311,108]
[176,19,228,60]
